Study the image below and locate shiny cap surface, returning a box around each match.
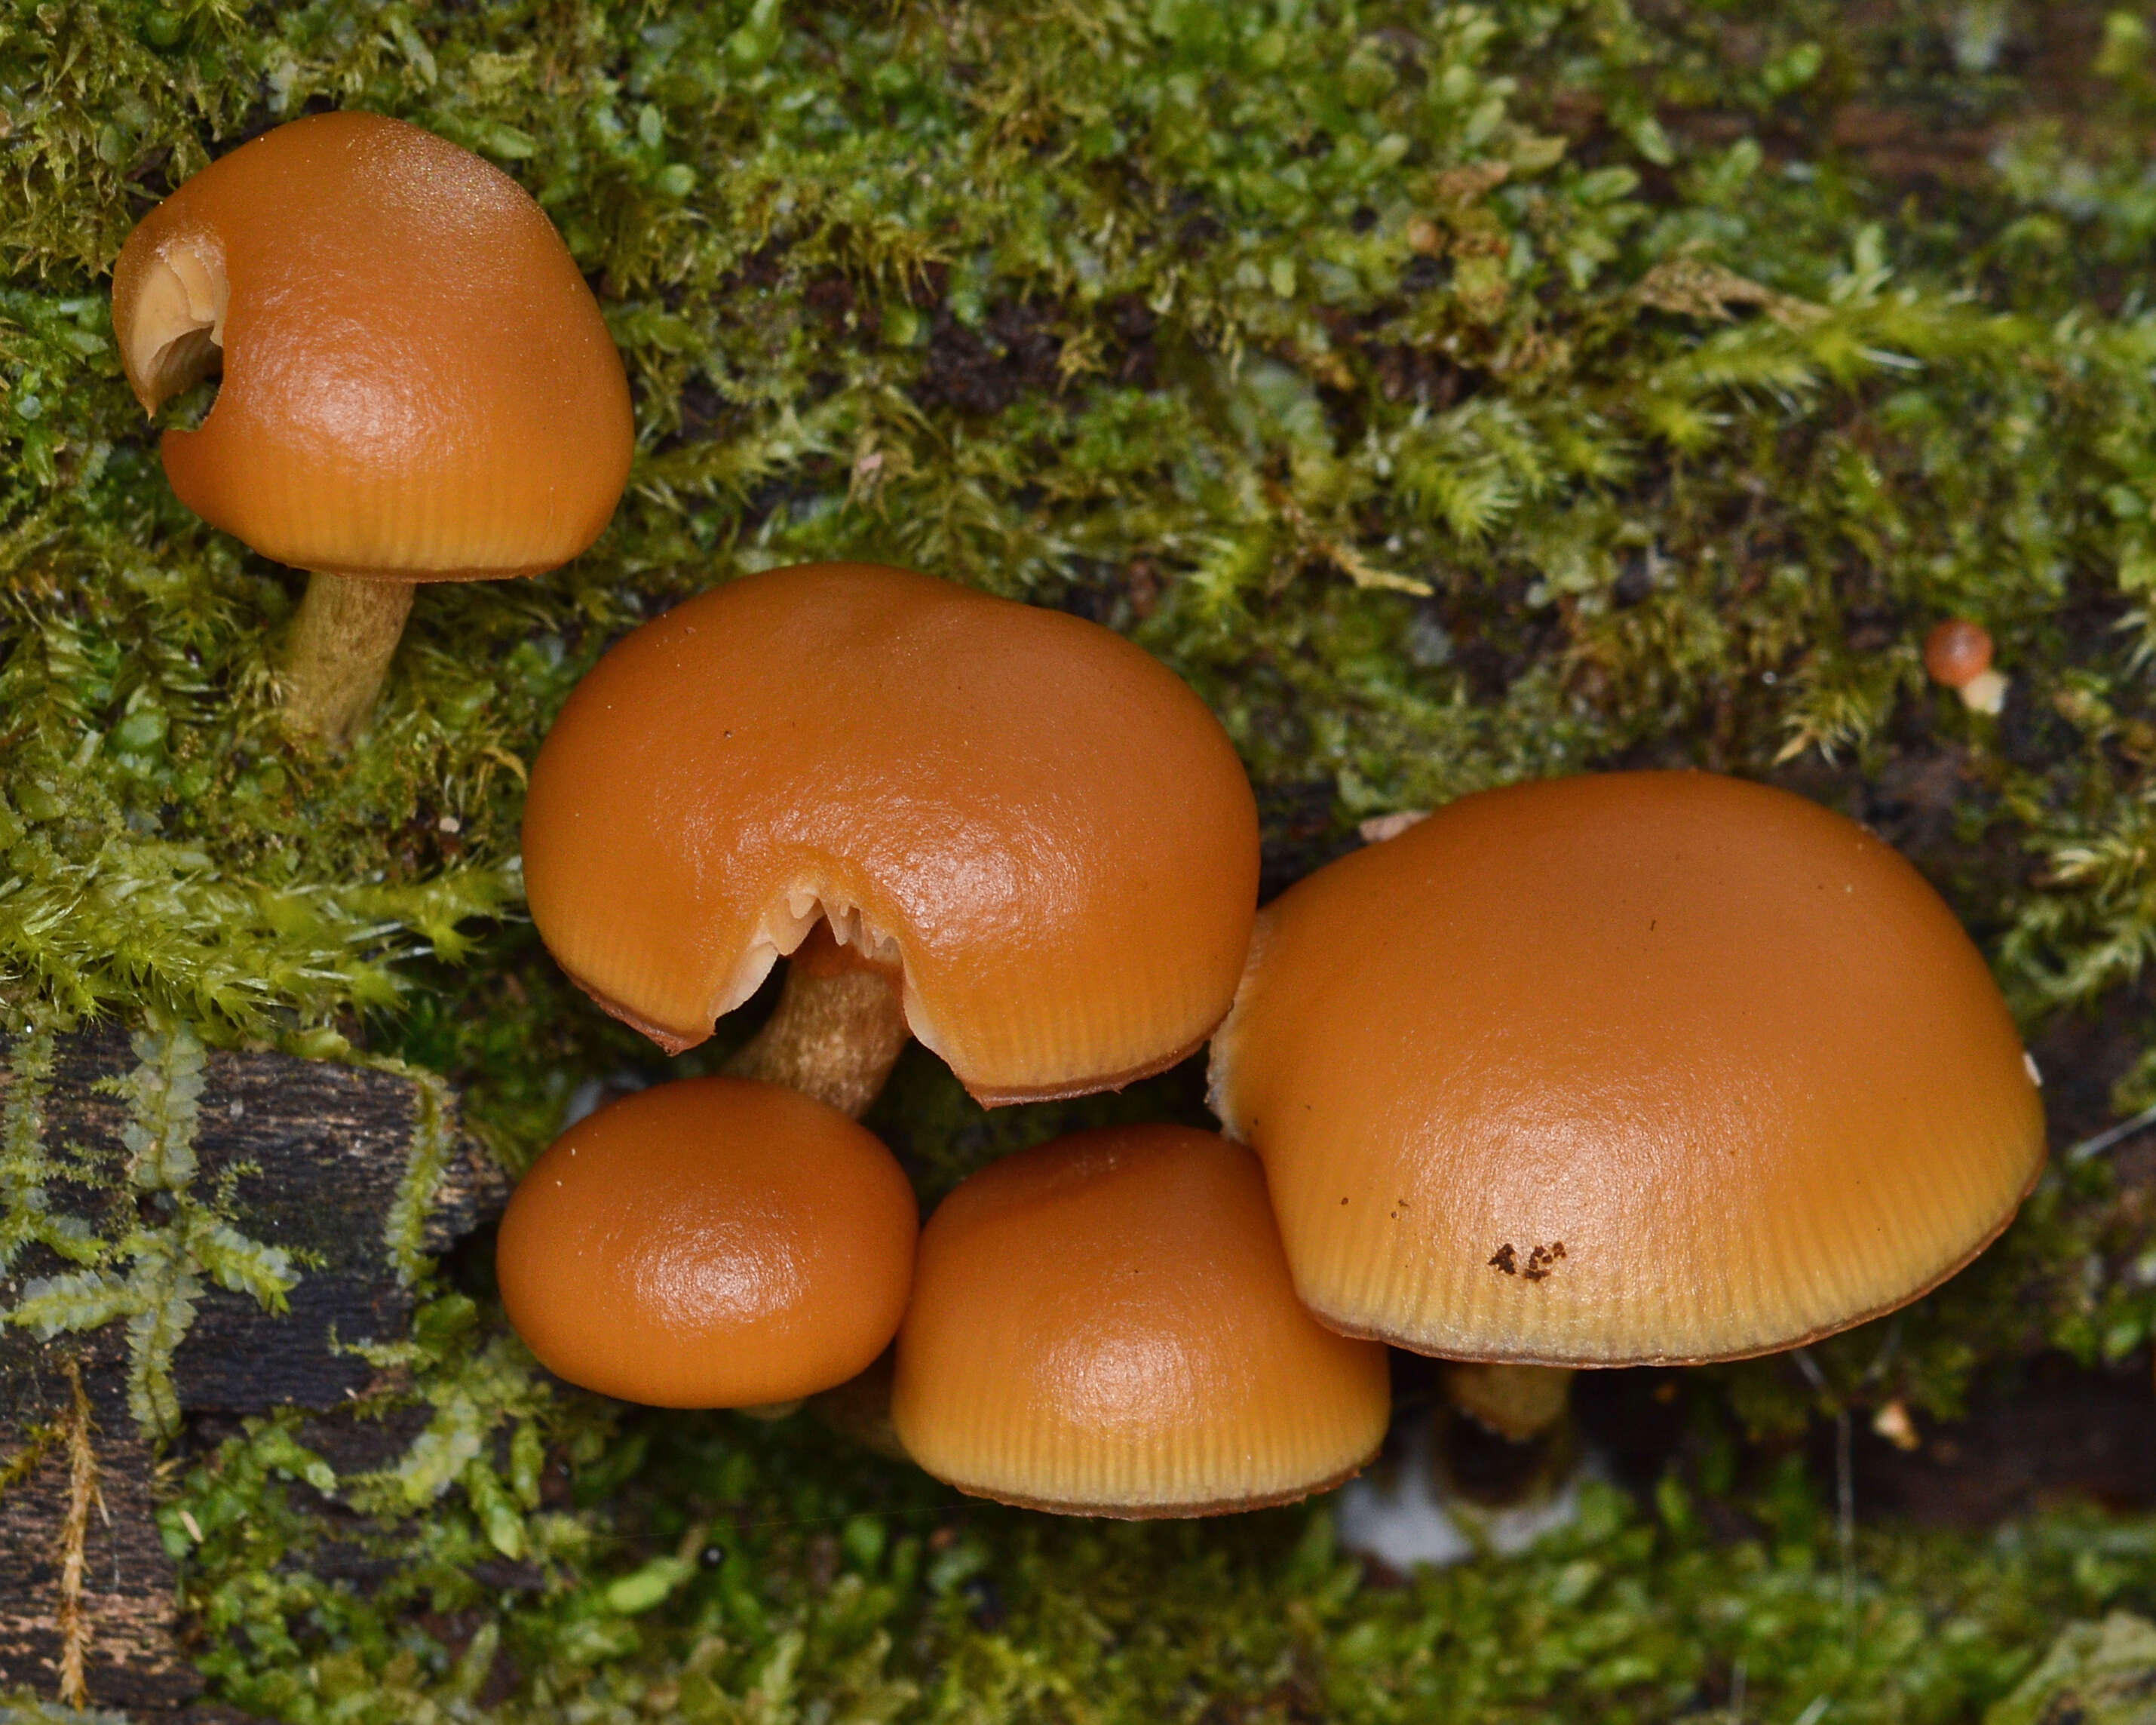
[1209,771,2047,1364]
[523,562,1260,1102]
[112,111,632,580]
[891,1125,1391,1515]
[497,1076,917,1407]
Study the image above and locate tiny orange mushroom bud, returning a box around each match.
[497,1078,918,1409]
[1923,619,2007,714]
[1924,618,1994,688]
[111,111,633,745]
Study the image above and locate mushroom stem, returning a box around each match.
[281,572,416,745]
[1957,668,2009,715]
[722,921,909,1119]
[1442,1362,1575,1444]
[811,1348,911,1462]
[1438,1363,1579,1509]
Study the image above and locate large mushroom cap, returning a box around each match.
[1209,770,2047,1366]
[111,111,632,582]
[496,1076,917,1408]
[891,1125,1391,1516]
[523,561,1260,1102]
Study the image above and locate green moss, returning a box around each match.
[1986,1610,2156,1725]
[151,1417,2156,1724]
[4,0,2156,1717]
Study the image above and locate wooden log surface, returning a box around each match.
[0,1030,508,1716]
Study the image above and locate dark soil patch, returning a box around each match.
[1571,1352,2156,1530]
[1841,1353,2156,1526]
[912,303,1065,417]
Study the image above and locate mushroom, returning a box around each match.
[110,111,633,745]
[890,1125,1391,1516]
[1923,618,2007,714]
[522,560,1259,1116]
[1209,770,2046,1454]
[495,1076,917,1408]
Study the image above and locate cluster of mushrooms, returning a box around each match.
[112,114,2049,1522]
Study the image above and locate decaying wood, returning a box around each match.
[0,1030,508,1715]
[0,1410,189,1711]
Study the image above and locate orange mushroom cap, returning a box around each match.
[111,111,632,582]
[891,1125,1391,1516]
[1209,770,2046,1366]
[522,561,1260,1102]
[1923,618,1995,690]
[497,1077,917,1408]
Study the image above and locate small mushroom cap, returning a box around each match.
[891,1125,1391,1517]
[523,562,1260,1102]
[1209,771,2046,1366]
[496,1076,917,1408]
[111,111,632,581]
[1924,618,1995,689]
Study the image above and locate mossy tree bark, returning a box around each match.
[0,1033,505,1714]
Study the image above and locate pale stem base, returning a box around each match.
[1958,667,2009,714]
[281,573,416,746]
[1336,1408,1587,1570]
[722,922,909,1119]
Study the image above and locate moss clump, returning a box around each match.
[5,0,2156,1718]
